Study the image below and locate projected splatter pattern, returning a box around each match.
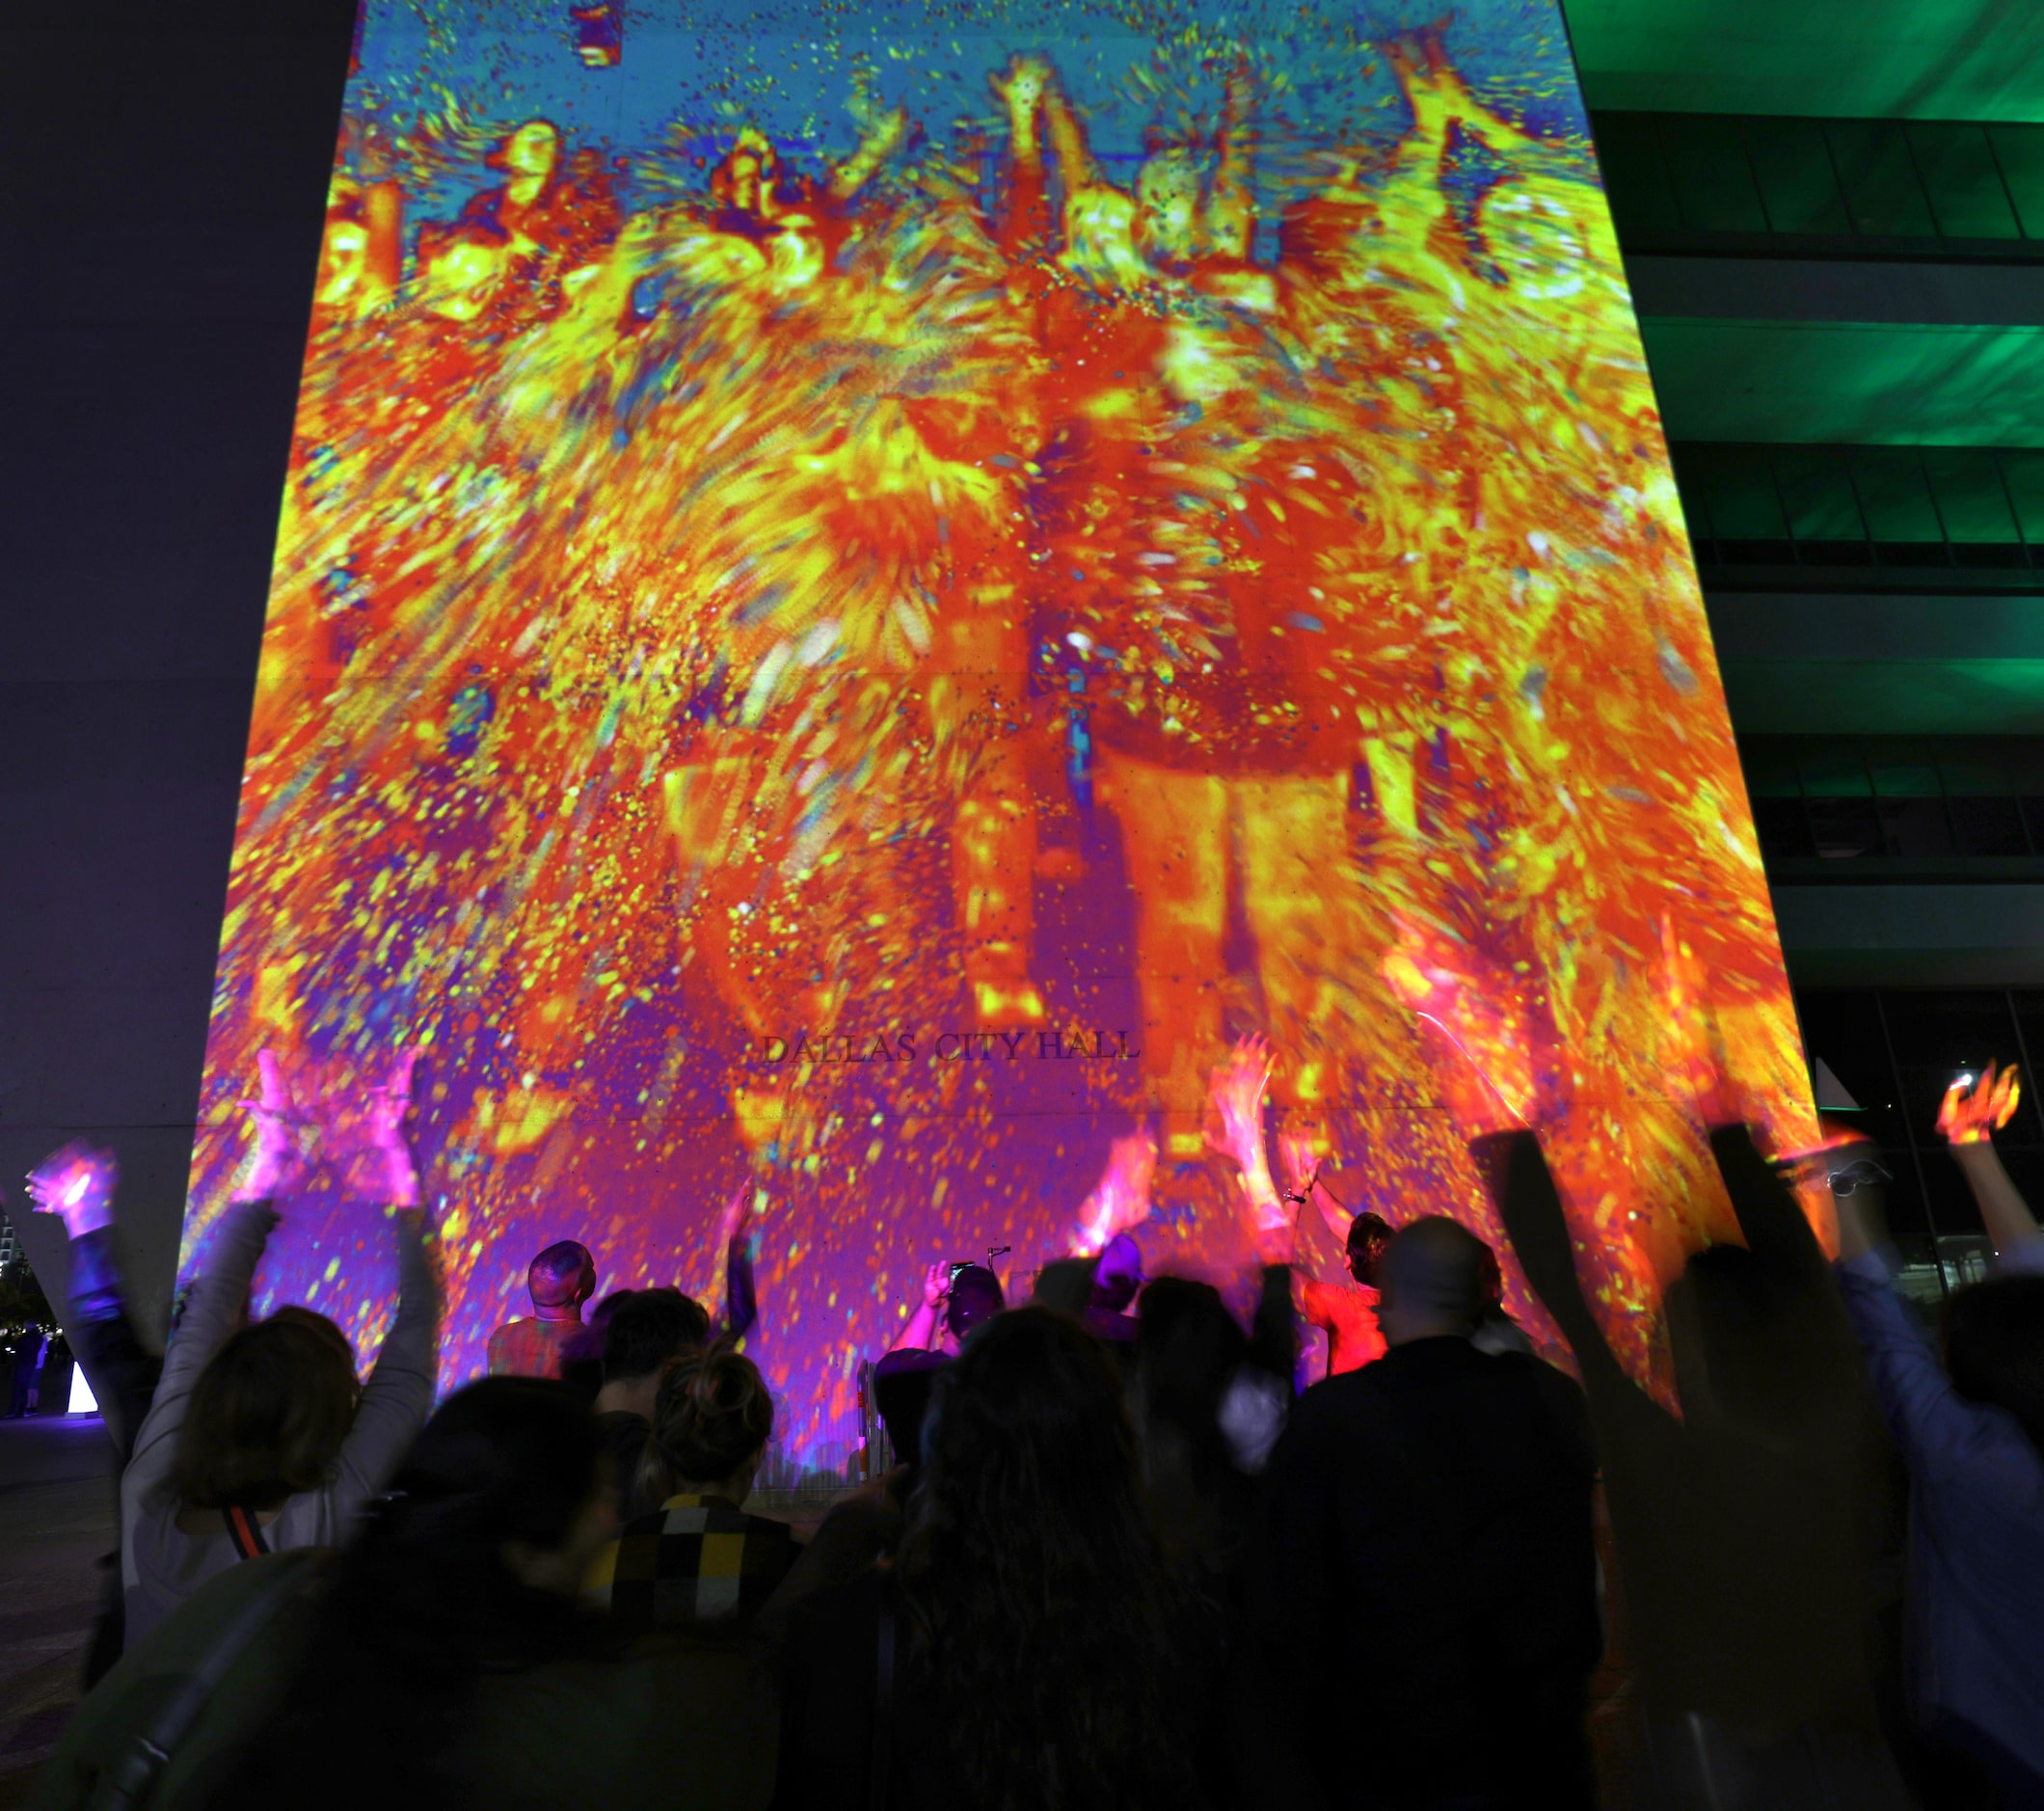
[186,0,1818,1462]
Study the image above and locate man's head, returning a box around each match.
[1945,1275,2044,1458]
[944,1264,1007,1352]
[1345,1212,1395,1288]
[1091,1233,1143,1313]
[528,1240,597,1317]
[602,1287,711,1388]
[1376,1217,1486,1347]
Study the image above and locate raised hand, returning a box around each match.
[714,1184,752,1253]
[355,1050,421,1206]
[1205,1036,1295,1261]
[1939,1062,2021,1147]
[233,1049,316,1201]
[1072,1128,1159,1256]
[1277,1130,1353,1244]
[26,1141,118,1239]
[1205,1033,1276,1174]
[921,1260,953,1311]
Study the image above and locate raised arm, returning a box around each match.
[1940,1064,2042,1260]
[1202,53,1257,261]
[27,1143,160,1460]
[888,1263,951,1356]
[328,1052,439,1507]
[1709,1122,1834,1289]
[824,105,910,203]
[1206,1035,1298,1266]
[1831,1173,2037,1489]
[1068,1129,1158,1257]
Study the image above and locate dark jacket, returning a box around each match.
[1251,1336,1600,1811]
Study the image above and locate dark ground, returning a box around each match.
[0,1418,118,1808]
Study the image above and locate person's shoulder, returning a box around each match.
[874,1347,946,1378]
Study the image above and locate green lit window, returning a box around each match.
[1594,111,2044,248]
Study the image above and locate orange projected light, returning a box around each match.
[185,1,1815,1460]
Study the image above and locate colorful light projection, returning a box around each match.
[186,0,1816,1463]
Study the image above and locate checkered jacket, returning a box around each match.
[584,1493,799,1627]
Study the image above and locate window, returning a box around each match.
[1795,987,2044,1294]
[1742,736,2044,867]
[1594,111,2044,250]
[1671,443,2044,574]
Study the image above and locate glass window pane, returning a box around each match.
[1923,447,2023,567]
[1880,798,1955,856]
[1774,447,1869,560]
[1882,989,2021,1100]
[1801,742,1872,796]
[1869,743,1942,797]
[1660,115,1769,231]
[1909,122,2022,239]
[1853,446,1950,567]
[1852,447,1943,539]
[1667,443,1715,548]
[1997,450,2044,544]
[1938,742,2022,796]
[1793,990,1922,1191]
[1740,737,1804,797]
[1948,795,2029,855]
[1745,116,1849,232]
[1690,445,1790,559]
[1752,797,1815,859]
[1826,121,1938,236]
[1987,123,2044,238]
[1593,113,1682,237]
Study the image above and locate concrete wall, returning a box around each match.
[1,0,352,1337]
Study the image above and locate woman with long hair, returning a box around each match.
[218,1376,775,1810]
[775,1308,1219,1811]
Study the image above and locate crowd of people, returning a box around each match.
[17,1038,2044,1811]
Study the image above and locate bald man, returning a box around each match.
[1251,1216,1600,1811]
[487,1239,597,1380]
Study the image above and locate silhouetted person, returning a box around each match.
[1479,1124,1909,1807]
[1832,1068,2044,1804]
[488,1239,596,1381]
[121,1075,435,1648]
[7,1326,45,1417]
[872,1261,1004,1470]
[776,1308,1221,1810]
[592,1288,711,1519]
[212,1378,775,1811]
[588,1343,796,1628]
[1251,1216,1600,1811]
[1298,1209,1392,1377]
[1087,1230,1144,1347]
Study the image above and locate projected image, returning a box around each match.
[189,0,1815,1460]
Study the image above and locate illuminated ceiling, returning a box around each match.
[1566,0,2044,121]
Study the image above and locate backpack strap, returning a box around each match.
[868,1580,896,1811]
[222,1505,271,1561]
[89,1549,328,1811]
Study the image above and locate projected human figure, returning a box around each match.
[1020,56,1408,1152]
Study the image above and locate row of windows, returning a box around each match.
[1671,443,2044,575]
[1797,988,2044,1298]
[1744,737,2044,865]
[1595,111,2044,247]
